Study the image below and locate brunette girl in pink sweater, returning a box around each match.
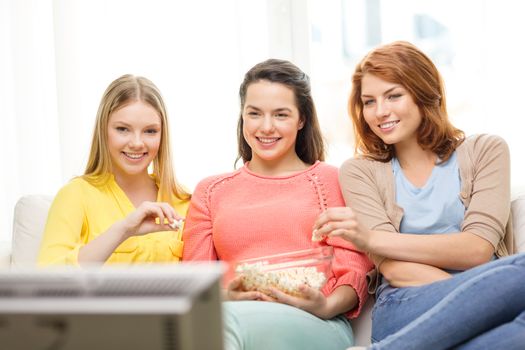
[183,59,373,350]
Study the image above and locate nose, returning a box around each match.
[128,132,145,149]
[375,99,390,119]
[260,115,275,133]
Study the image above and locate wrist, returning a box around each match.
[316,293,338,320]
[114,219,134,240]
[367,229,384,255]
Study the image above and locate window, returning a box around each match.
[307,0,525,193]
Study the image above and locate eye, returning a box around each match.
[275,113,289,118]
[145,129,159,134]
[116,126,128,132]
[388,93,402,100]
[246,111,261,118]
[363,99,375,106]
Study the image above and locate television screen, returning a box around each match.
[0,263,225,350]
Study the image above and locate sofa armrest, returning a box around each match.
[11,195,53,267]
[0,241,11,269]
[511,194,525,253]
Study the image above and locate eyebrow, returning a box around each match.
[245,105,293,112]
[111,121,161,128]
[361,86,401,98]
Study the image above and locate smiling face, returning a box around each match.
[361,74,422,148]
[107,100,162,180]
[242,80,304,169]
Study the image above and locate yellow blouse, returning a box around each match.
[38,175,189,266]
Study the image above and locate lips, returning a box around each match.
[122,152,147,160]
[256,137,281,144]
[379,120,399,129]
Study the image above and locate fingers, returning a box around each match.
[227,277,267,301]
[269,285,324,314]
[297,284,320,300]
[227,276,243,291]
[141,201,185,230]
[269,287,300,307]
[313,207,355,230]
[230,290,263,301]
[314,219,358,239]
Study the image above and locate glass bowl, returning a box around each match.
[233,246,333,297]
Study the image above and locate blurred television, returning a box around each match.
[0,263,225,350]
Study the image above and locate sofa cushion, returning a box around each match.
[11,195,53,267]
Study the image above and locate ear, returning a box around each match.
[298,117,305,130]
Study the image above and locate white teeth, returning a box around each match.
[124,152,145,159]
[258,137,279,144]
[379,121,398,129]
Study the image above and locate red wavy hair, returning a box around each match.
[348,41,464,162]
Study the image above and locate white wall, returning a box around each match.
[2,0,525,244]
[0,0,284,242]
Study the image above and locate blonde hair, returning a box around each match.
[84,74,190,202]
[349,41,464,162]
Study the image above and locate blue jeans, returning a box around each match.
[222,301,354,350]
[371,253,525,349]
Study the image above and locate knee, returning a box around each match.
[516,309,525,324]
[512,252,525,267]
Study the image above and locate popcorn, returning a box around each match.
[235,261,327,297]
[169,219,184,230]
[311,229,325,242]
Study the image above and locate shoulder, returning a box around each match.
[308,162,342,189]
[340,156,389,177]
[457,134,510,164]
[313,162,339,177]
[460,134,509,152]
[55,177,93,198]
[48,177,94,214]
[192,169,243,200]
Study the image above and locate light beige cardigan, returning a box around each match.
[339,134,514,291]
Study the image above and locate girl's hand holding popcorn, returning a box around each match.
[312,207,372,251]
[224,275,272,301]
[121,201,184,238]
[269,284,330,319]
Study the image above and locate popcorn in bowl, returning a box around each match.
[234,246,333,298]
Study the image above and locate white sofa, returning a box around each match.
[4,194,525,346]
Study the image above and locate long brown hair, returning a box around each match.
[236,59,325,165]
[84,74,190,202]
[349,41,464,162]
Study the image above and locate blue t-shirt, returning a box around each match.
[377,152,466,295]
[393,152,464,235]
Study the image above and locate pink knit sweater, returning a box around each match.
[182,161,373,318]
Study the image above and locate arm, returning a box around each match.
[379,259,451,287]
[39,180,181,266]
[336,137,510,272]
[78,201,181,265]
[367,230,494,270]
[314,208,455,286]
[182,178,275,301]
[266,234,373,319]
[182,178,218,261]
[38,182,86,265]
[268,283,358,320]
[322,235,373,318]
[333,160,452,286]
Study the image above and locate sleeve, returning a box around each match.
[339,158,398,233]
[320,166,374,318]
[323,236,374,319]
[182,177,218,261]
[37,182,85,266]
[462,135,511,249]
[338,158,396,295]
